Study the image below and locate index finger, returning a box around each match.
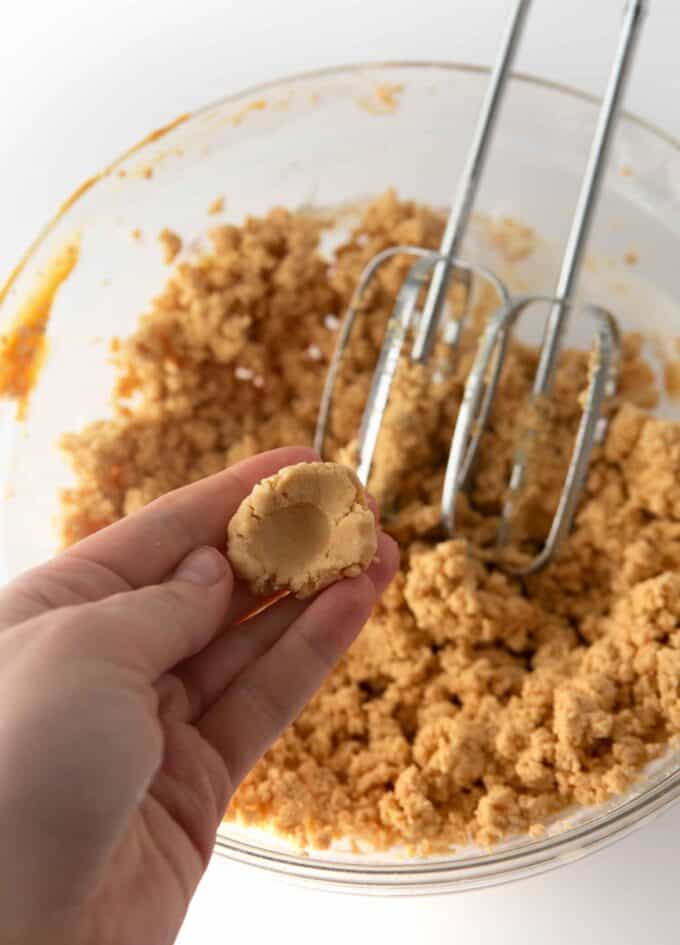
[65,446,318,588]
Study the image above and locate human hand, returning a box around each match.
[0,446,398,945]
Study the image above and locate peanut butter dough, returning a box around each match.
[59,192,680,854]
[227,461,377,598]
[158,227,182,264]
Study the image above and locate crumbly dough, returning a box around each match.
[59,192,679,854]
[227,461,377,598]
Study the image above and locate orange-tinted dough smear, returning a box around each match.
[0,239,80,418]
[0,112,188,326]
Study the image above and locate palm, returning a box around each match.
[86,718,227,945]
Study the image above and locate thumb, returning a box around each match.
[61,546,234,679]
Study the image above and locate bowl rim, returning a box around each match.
[193,59,680,149]
[217,764,680,894]
[1,60,678,304]
[4,60,680,893]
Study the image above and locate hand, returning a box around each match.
[0,447,398,945]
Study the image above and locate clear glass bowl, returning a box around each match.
[1,63,678,894]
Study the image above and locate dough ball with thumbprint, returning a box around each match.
[227,462,378,598]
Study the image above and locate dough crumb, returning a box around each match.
[664,359,680,400]
[358,83,404,115]
[158,227,182,263]
[227,462,377,598]
[208,195,225,215]
[488,216,537,262]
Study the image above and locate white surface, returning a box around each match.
[1,1,679,943]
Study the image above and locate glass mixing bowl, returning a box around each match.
[1,63,678,894]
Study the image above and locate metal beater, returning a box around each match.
[315,0,648,574]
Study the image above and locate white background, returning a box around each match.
[1,1,679,942]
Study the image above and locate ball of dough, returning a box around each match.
[227,462,378,598]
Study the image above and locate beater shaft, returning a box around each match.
[411,0,532,364]
[534,0,648,395]
[500,0,649,535]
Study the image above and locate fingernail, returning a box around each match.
[173,547,229,586]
